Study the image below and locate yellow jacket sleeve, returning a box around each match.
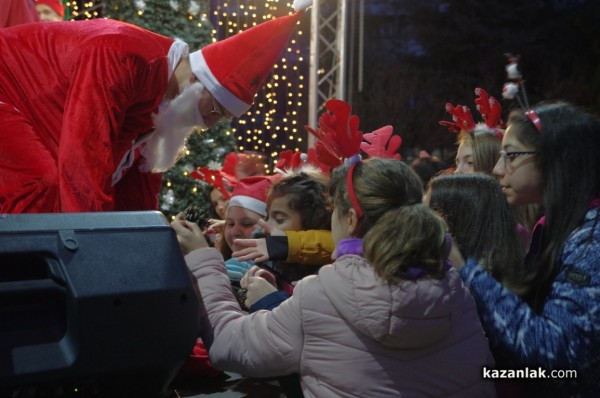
[286,230,334,265]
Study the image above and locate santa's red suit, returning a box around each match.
[0,19,174,213]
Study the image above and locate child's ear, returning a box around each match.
[347,208,359,236]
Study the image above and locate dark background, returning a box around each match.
[74,0,600,161]
[348,0,600,160]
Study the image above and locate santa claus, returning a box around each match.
[0,0,311,213]
[35,0,64,21]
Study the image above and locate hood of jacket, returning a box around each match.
[318,254,457,349]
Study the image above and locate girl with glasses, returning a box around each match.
[454,102,600,397]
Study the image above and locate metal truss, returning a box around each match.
[307,0,349,145]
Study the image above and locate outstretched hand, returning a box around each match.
[231,238,270,263]
[231,219,287,262]
[170,212,210,255]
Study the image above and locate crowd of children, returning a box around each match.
[170,55,600,397]
[0,14,600,392]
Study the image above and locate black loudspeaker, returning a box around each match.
[0,211,200,397]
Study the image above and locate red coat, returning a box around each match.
[0,19,174,212]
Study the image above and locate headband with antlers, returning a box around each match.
[439,87,505,139]
[304,99,403,218]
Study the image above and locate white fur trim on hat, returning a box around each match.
[293,0,313,12]
[228,195,267,217]
[189,50,251,118]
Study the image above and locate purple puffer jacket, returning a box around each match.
[187,247,495,398]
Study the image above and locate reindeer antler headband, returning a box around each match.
[439,88,505,139]
[305,99,403,218]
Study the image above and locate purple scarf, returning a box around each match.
[336,235,453,280]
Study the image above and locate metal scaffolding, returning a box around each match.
[307,0,365,146]
[307,0,348,145]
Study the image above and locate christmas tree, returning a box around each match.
[104,0,236,220]
[159,127,236,220]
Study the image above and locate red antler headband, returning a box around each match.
[305,99,364,169]
[360,125,402,160]
[346,163,364,218]
[440,88,504,139]
[305,99,364,217]
[439,103,475,133]
[502,53,542,133]
[274,149,305,173]
[274,149,332,175]
[190,167,237,199]
[305,99,403,219]
[474,88,505,139]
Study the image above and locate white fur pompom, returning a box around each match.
[506,63,522,80]
[502,83,519,100]
[293,0,313,12]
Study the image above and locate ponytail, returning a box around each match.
[364,204,448,284]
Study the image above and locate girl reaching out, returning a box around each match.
[172,157,494,397]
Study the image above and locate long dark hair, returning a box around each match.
[508,102,600,310]
[427,173,524,290]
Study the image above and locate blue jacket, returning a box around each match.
[460,207,600,397]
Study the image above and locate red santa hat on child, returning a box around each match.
[35,0,64,17]
[227,175,280,217]
[189,0,313,118]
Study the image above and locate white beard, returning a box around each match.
[140,81,207,173]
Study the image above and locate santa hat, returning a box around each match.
[189,1,313,118]
[35,0,64,17]
[227,176,275,217]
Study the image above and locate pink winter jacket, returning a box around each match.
[187,247,495,398]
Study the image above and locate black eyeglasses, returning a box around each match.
[499,150,537,170]
[209,98,224,119]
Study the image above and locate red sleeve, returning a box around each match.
[58,44,167,212]
[0,0,39,28]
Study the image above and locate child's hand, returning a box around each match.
[171,212,210,255]
[240,265,277,289]
[232,238,270,263]
[244,275,278,308]
[208,218,225,231]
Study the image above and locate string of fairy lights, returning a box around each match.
[64,1,102,20]
[210,0,309,172]
[69,0,309,173]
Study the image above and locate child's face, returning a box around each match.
[493,125,543,206]
[210,188,228,219]
[454,141,474,174]
[267,195,303,231]
[224,206,262,252]
[36,4,62,22]
[331,206,351,259]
